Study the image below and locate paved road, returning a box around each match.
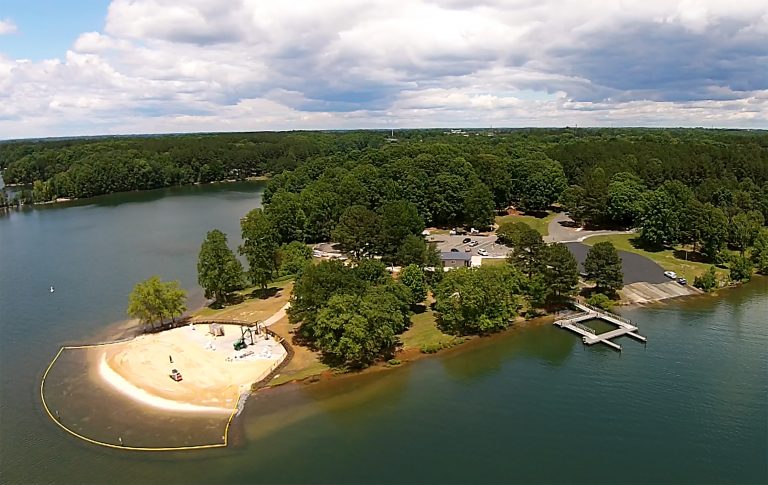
[545,213,634,243]
[564,242,669,284]
[427,234,508,258]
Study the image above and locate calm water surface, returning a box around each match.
[1,184,766,484]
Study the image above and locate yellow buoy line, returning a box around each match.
[40,343,238,452]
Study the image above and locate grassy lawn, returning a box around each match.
[479,257,507,266]
[192,279,294,322]
[582,234,727,282]
[495,212,556,236]
[400,310,455,351]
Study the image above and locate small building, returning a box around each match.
[440,252,472,269]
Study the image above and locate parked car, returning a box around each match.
[462,237,472,244]
[664,271,678,279]
[478,249,489,256]
[468,240,479,247]
[464,246,471,252]
[677,277,687,285]
[170,369,183,382]
[450,248,460,252]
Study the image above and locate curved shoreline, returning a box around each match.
[98,354,232,414]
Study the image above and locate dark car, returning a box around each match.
[677,277,687,285]
[462,237,471,244]
[450,248,460,252]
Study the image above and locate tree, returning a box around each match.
[239,208,279,291]
[518,158,568,212]
[312,286,409,368]
[463,181,495,229]
[277,241,312,277]
[606,173,645,227]
[750,228,768,274]
[377,200,424,262]
[693,266,719,292]
[434,265,522,335]
[127,276,187,329]
[289,259,367,338]
[394,234,439,267]
[729,211,764,255]
[541,243,579,303]
[559,185,588,224]
[332,205,380,259]
[640,189,678,248]
[265,189,307,244]
[197,230,244,305]
[502,222,544,277]
[399,264,427,305]
[584,242,623,293]
[698,203,729,262]
[729,254,753,283]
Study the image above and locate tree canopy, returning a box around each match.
[197,230,244,304]
[127,276,187,329]
[584,242,624,294]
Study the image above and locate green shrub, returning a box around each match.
[693,266,718,292]
[387,358,401,366]
[419,338,465,354]
[586,293,614,310]
[729,255,753,283]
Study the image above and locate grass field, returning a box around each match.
[192,279,294,320]
[495,212,556,236]
[400,310,455,350]
[582,234,728,282]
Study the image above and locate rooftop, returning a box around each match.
[440,251,471,261]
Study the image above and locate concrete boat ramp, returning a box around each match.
[554,302,646,351]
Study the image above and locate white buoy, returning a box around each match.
[50,286,55,293]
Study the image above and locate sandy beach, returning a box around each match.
[100,323,286,412]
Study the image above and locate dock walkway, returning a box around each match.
[554,302,646,351]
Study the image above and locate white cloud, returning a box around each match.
[0,18,17,35]
[0,0,767,139]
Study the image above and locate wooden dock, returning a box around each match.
[554,302,646,351]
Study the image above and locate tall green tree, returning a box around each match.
[399,264,427,305]
[750,228,768,274]
[332,205,380,259]
[377,200,424,262]
[434,265,522,335]
[729,211,764,255]
[463,181,495,229]
[197,229,244,305]
[502,222,544,277]
[277,241,312,277]
[265,190,307,244]
[698,203,729,262]
[518,158,568,212]
[239,208,279,291]
[541,243,579,303]
[640,189,678,248]
[606,173,645,227]
[584,242,623,294]
[729,254,753,282]
[127,276,187,329]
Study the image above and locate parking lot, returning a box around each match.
[427,233,510,258]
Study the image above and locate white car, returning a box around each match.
[468,240,479,247]
[477,249,489,256]
[663,270,677,279]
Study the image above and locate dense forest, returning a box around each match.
[3,130,768,258]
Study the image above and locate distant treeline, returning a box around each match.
[0,131,385,202]
[2,129,767,238]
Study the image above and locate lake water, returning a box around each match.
[1,183,766,484]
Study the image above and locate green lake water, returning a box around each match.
[1,182,766,484]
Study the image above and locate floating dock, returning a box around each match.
[554,302,646,351]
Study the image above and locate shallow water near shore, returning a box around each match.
[1,183,766,484]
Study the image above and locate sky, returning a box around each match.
[0,0,767,139]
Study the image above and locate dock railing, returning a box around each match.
[580,302,634,325]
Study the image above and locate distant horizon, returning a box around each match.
[3,125,766,144]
